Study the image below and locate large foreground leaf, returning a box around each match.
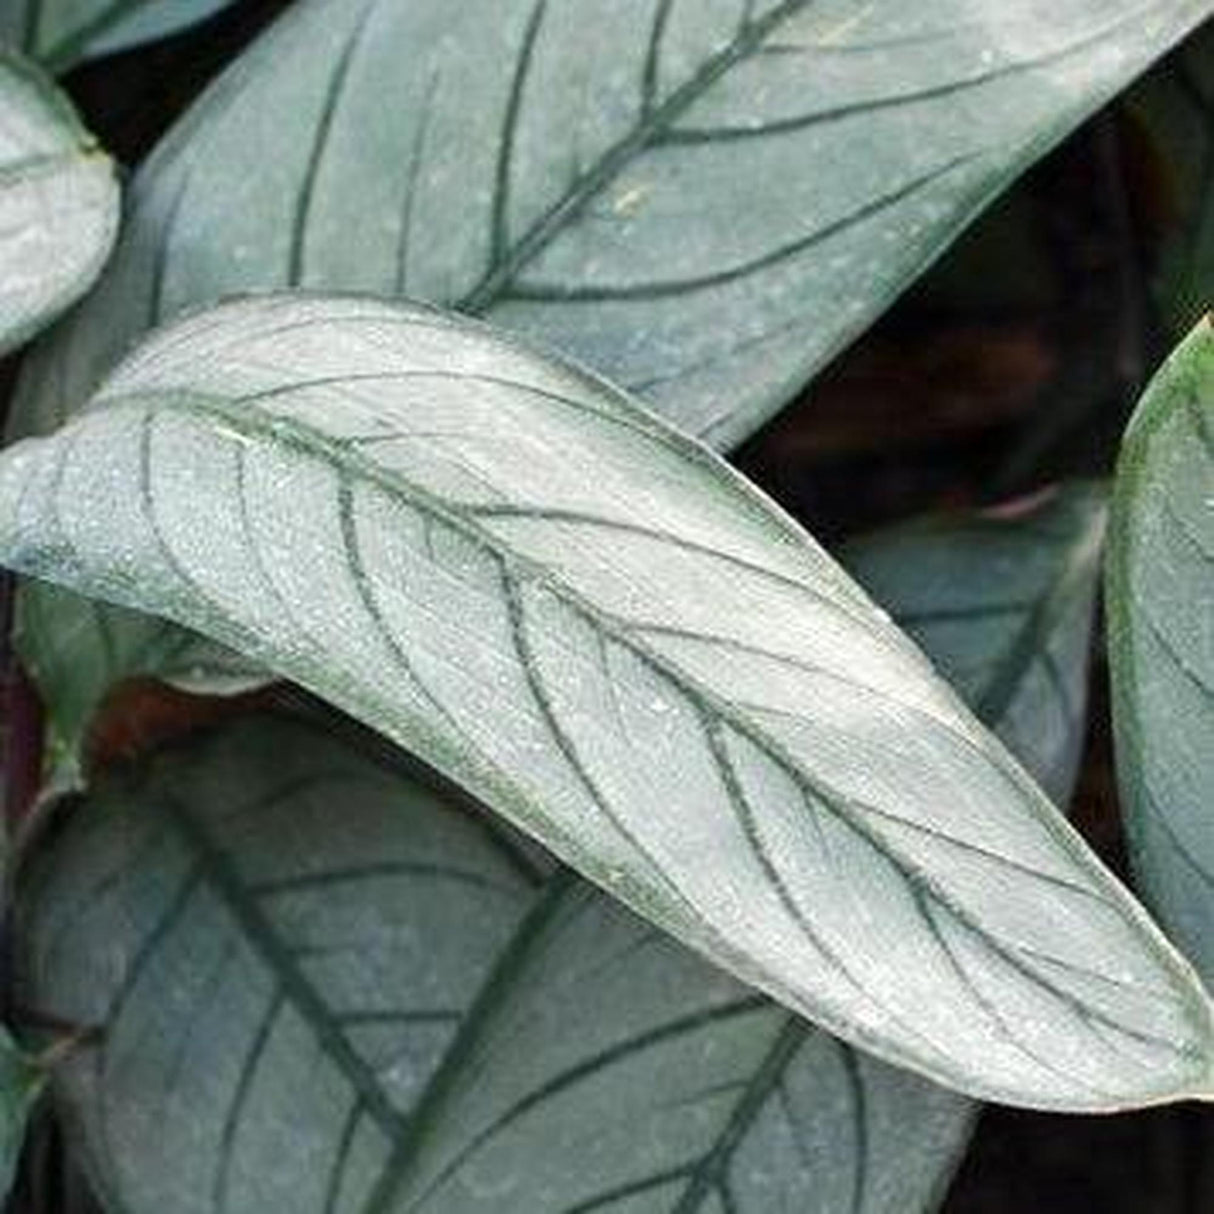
[0,294,1208,1109]
[0,0,236,74]
[13,484,1107,1213]
[353,490,1111,1212]
[0,47,116,356]
[1108,318,1214,984]
[10,0,1213,447]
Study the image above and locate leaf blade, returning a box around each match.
[1108,317,1214,986]
[11,0,1212,751]
[10,487,1131,1211]
[9,0,1213,446]
[1,0,238,74]
[2,294,1209,1110]
[0,47,117,357]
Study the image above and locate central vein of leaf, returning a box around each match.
[457,0,812,311]
[93,387,1192,1072]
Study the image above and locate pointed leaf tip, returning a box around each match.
[1,294,1212,1110]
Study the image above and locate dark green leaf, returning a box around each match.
[1126,21,1214,342]
[0,0,237,74]
[1108,317,1214,985]
[0,47,116,356]
[1,294,1209,1109]
[16,583,262,783]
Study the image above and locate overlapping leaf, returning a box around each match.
[0,0,236,74]
[1108,318,1214,985]
[14,715,544,1212]
[0,47,116,356]
[12,484,1111,1212]
[0,294,1208,1109]
[10,0,1213,447]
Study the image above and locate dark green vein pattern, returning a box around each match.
[0,0,236,74]
[0,47,117,356]
[9,0,1214,766]
[1,294,1210,1113]
[10,0,1213,446]
[15,714,541,1213]
[11,480,1118,1214]
[1108,319,1214,987]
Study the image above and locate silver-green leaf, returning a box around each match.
[0,0,236,74]
[9,0,1213,447]
[1108,317,1214,985]
[15,714,544,1212]
[0,46,116,356]
[14,481,1108,1214]
[0,294,1208,1110]
[323,490,1113,1212]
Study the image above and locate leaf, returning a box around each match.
[0,47,117,357]
[1108,317,1214,986]
[14,714,545,1212]
[844,483,1107,806]
[12,486,1111,1212]
[0,294,1208,1110]
[0,0,238,74]
[10,0,1213,448]
[0,1027,42,1202]
[300,491,1111,1212]
[9,0,1211,756]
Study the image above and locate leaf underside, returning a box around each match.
[1109,318,1214,987]
[1,294,1209,1111]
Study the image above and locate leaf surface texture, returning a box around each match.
[1,295,1209,1109]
